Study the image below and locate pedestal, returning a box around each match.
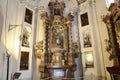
[46,65,76,80]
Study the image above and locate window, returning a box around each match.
[105,0,115,7]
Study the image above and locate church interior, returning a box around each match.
[0,0,120,80]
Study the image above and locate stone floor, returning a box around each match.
[41,76,107,80]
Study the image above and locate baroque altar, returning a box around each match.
[34,0,80,79]
[103,1,120,80]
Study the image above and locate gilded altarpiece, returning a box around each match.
[34,0,80,79]
[103,2,120,80]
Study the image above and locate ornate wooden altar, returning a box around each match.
[103,1,120,80]
[34,0,79,79]
[107,67,120,80]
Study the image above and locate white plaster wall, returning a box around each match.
[0,0,35,80]
[78,1,98,77]
[88,0,104,76]
[1,0,21,79]
[0,0,16,79]
[93,0,114,79]
[78,0,114,79]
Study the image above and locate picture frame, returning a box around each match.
[20,51,29,70]
[80,12,89,26]
[83,30,92,48]
[24,8,33,24]
[84,51,94,68]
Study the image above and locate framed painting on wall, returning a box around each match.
[20,51,29,70]
[80,12,89,26]
[83,30,92,48]
[24,8,33,24]
[84,51,94,68]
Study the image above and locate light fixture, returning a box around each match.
[8,24,22,31]
[8,24,32,32]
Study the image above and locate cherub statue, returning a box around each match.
[34,41,44,66]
